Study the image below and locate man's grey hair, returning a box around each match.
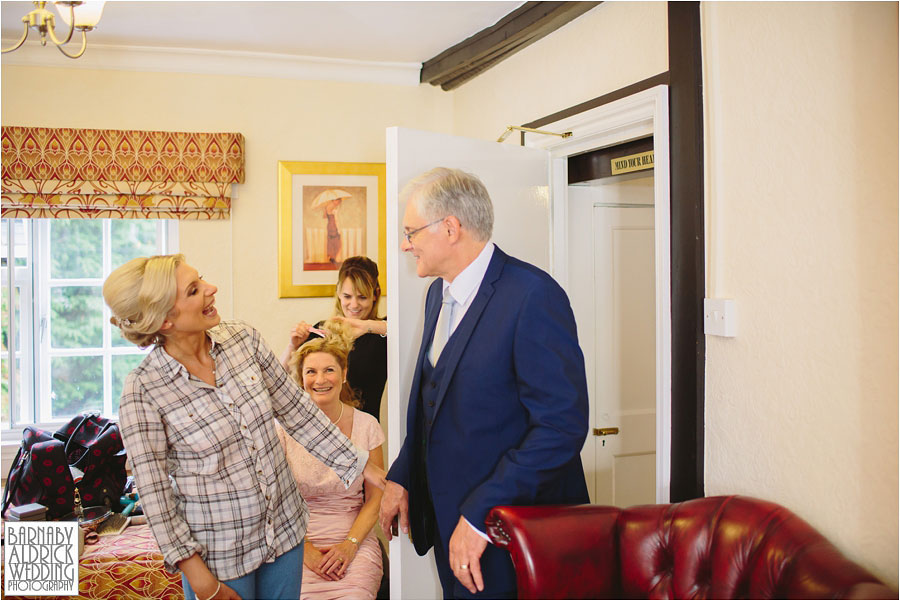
[401,167,494,242]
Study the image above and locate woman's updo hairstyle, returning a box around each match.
[102,254,185,348]
[334,256,381,320]
[288,318,361,408]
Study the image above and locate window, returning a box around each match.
[1,218,178,431]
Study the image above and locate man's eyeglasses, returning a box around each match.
[403,218,444,244]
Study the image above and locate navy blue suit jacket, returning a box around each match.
[387,246,590,557]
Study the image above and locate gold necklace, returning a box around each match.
[331,402,345,425]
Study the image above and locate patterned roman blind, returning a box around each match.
[1,127,244,219]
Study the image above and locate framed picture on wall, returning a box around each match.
[277,161,386,298]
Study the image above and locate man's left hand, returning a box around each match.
[449,516,488,594]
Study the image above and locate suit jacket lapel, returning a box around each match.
[410,279,443,398]
[429,247,508,424]
[421,280,443,359]
[404,280,444,465]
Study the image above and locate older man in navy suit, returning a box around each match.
[380,167,589,599]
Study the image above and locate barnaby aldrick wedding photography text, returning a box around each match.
[5,522,79,596]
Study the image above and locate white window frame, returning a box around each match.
[3,219,36,427]
[2,218,178,444]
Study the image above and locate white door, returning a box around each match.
[386,127,550,599]
[567,176,656,507]
[527,85,671,505]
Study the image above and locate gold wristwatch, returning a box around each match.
[346,536,359,546]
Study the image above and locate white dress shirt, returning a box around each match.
[440,242,495,335]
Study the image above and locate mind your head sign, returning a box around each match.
[611,150,655,175]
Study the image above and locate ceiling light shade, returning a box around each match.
[2,0,103,58]
[55,1,105,30]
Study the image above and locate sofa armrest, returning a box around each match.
[486,505,622,599]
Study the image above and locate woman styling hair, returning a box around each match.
[280,256,387,421]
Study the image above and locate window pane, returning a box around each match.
[111,324,134,348]
[2,287,22,430]
[111,221,160,268]
[51,355,102,419]
[51,286,103,348]
[1,354,9,431]
[1,219,29,268]
[51,221,102,279]
[111,354,146,414]
[1,219,6,268]
[1,357,25,430]
[14,286,21,353]
[1,357,7,429]
[2,285,13,353]
[13,220,28,267]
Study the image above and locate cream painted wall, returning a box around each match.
[1,66,453,353]
[451,2,668,142]
[702,1,898,587]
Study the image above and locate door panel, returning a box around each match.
[568,175,656,508]
[593,202,656,507]
[386,127,549,599]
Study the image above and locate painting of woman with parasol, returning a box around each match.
[303,186,367,271]
[315,189,350,266]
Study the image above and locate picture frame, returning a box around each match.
[278,161,386,298]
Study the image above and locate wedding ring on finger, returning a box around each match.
[460,564,469,570]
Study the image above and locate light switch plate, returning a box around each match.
[704,298,737,337]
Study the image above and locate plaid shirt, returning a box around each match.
[118,321,366,581]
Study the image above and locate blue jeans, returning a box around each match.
[182,544,304,600]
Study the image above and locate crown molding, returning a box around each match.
[1,41,423,86]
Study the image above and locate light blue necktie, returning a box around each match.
[429,288,455,365]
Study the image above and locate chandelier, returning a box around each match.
[2,1,105,59]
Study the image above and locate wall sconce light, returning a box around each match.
[2,1,105,59]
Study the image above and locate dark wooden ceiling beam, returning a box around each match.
[421,1,601,91]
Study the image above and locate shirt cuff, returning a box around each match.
[351,444,369,485]
[464,517,491,542]
[162,540,205,575]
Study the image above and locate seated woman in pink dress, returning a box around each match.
[276,324,384,600]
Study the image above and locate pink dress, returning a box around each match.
[278,408,384,600]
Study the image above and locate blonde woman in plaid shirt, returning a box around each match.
[104,254,385,600]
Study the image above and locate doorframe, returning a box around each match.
[522,84,672,502]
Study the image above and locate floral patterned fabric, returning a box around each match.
[1,524,184,600]
[1,127,244,219]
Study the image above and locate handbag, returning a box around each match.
[2,427,76,519]
[53,413,127,512]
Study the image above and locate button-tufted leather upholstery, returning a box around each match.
[486,495,895,599]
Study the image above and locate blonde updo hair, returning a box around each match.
[102,254,185,348]
[288,318,360,408]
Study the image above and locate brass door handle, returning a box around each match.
[593,427,620,436]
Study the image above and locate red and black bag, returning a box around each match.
[53,413,127,512]
[2,413,127,519]
[2,427,75,519]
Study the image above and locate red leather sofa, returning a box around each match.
[485,495,895,599]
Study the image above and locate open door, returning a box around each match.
[385,127,550,599]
